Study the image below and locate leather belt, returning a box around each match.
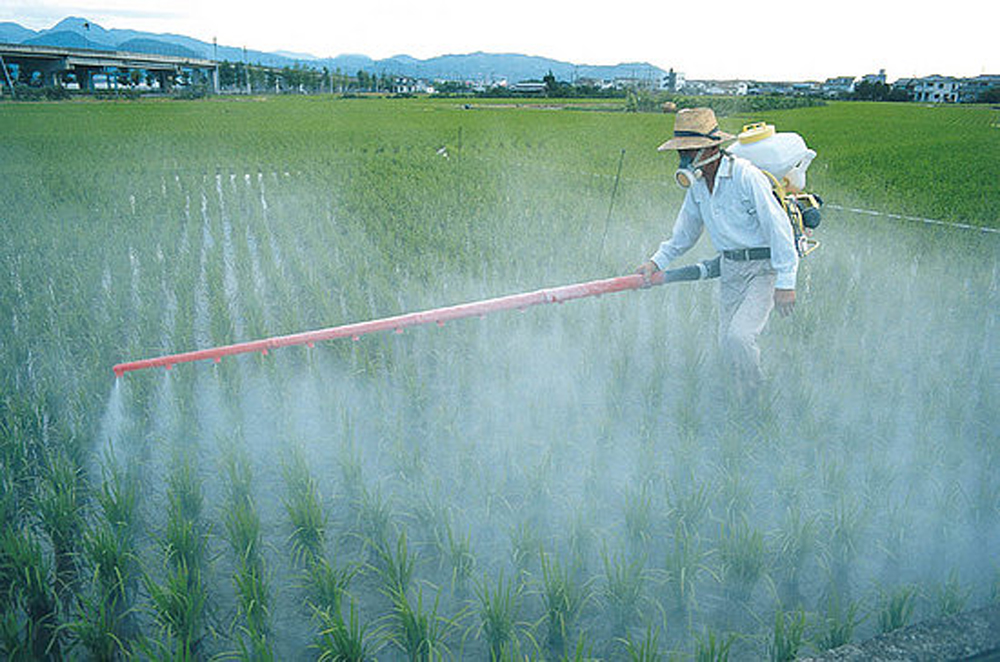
[722,247,771,261]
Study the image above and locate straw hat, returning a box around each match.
[657,107,734,151]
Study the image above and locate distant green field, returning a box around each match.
[1,97,997,660]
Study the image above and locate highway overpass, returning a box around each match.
[0,42,218,94]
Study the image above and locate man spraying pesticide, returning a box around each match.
[635,107,821,401]
[112,109,820,379]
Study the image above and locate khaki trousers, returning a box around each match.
[718,256,777,388]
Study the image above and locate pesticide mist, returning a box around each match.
[1,97,998,660]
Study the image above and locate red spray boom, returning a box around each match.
[112,258,720,377]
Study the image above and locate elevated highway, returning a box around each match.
[0,42,218,94]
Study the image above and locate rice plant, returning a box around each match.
[663,525,714,618]
[537,551,590,656]
[814,590,862,652]
[933,569,970,617]
[60,581,132,662]
[283,455,328,567]
[36,451,85,593]
[354,484,394,557]
[438,518,475,596]
[618,623,663,662]
[876,585,917,633]
[305,556,358,620]
[600,550,656,636]
[81,519,136,613]
[315,598,375,662]
[231,551,272,659]
[383,583,459,661]
[96,456,139,542]
[766,607,806,662]
[0,526,59,659]
[143,560,209,659]
[623,483,655,552]
[718,516,768,603]
[665,480,711,536]
[475,571,525,660]
[374,530,417,597]
[693,628,734,662]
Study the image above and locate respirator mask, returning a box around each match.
[675,148,722,188]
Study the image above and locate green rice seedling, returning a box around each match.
[36,451,85,592]
[624,483,654,552]
[315,598,375,662]
[284,469,328,567]
[509,520,542,582]
[538,551,590,656]
[338,439,365,503]
[665,480,711,535]
[823,498,867,590]
[618,623,662,662]
[439,519,475,596]
[559,632,595,662]
[233,551,270,638]
[876,585,917,633]
[773,506,817,603]
[384,583,459,662]
[716,461,754,526]
[143,560,208,659]
[475,571,524,660]
[718,517,768,603]
[600,550,656,636]
[374,530,416,597]
[0,527,59,659]
[224,494,262,566]
[767,607,807,662]
[220,436,254,505]
[231,553,272,661]
[355,484,394,557]
[305,556,358,620]
[60,581,131,662]
[693,628,734,662]
[933,569,969,617]
[0,607,26,660]
[96,456,139,542]
[814,590,862,652]
[663,526,715,618]
[164,509,207,573]
[167,454,203,523]
[81,519,135,604]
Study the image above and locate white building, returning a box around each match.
[911,75,961,103]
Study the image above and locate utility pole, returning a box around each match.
[243,46,251,94]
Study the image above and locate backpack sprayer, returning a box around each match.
[728,122,822,257]
[112,123,819,377]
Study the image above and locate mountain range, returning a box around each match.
[0,17,666,83]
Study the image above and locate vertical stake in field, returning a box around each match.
[598,148,626,260]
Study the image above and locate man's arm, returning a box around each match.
[649,193,704,271]
[746,168,798,315]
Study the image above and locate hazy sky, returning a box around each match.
[4,0,998,81]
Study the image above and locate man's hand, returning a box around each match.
[635,260,660,288]
[774,288,796,317]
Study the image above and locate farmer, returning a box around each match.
[636,107,798,397]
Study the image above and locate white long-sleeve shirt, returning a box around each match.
[650,154,799,289]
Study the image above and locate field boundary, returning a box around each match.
[828,204,1000,235]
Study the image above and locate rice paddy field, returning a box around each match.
[1,96,998,660]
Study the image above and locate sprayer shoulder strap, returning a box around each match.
[759,169,787,200]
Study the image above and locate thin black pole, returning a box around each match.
[599,148,626,259]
